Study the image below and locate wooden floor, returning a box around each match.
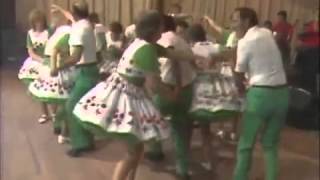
[1,64,319,180]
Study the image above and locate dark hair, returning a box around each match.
[29,9,48,31]
[175,20,189,29]
[234,7,259,27]
[263,20,272,27]
[136,10,163,41]
[88,12,100,24]
[72,0,89,19]
[277,10,287,20]
[186,23,207,42]
[163,15,176,32]
[109,21,123,34]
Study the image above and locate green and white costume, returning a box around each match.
[18,29,49,84]
[73,38,170,142]
[28,25,73,103]
[189,41,243,122]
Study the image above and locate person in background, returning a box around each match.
[124,11,146,44]
[52,0,100,157]
[175,20,189,40]
[263,20,273,32]
[88,12,107,63]
[168,3,192,22]
[187,24,243,173]
[18,9,52,124]
[293,10,319,124]
[232,7,289,180]
[99,21,125,77]
[273,10,293,67]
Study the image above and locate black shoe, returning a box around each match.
[53,127,61,135]
[66,145,95,158]
[145,152,165,162]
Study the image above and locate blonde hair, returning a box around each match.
[29,9,47,31]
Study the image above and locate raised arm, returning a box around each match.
[203,15,225,39]
[51,4,75,23]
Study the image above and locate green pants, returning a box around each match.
[54,103,68,136]
[66,64,99,150]
[150,85,193,176]
[234,87,289,180]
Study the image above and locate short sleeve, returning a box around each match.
[26,33,32,48]
[134,44,159,73]
[69,27,85,46]
[226,32,238,48]
[235,40,250,73]
[55,34,70,51]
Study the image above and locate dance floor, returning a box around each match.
[1,64,319,180]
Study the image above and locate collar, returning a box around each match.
[242,26,259,39]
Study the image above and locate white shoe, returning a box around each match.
[38,115,49,124]
[216,130,225,139]
[58,135,69,144]
[201,162,212,171]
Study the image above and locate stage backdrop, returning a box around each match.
[16,0,318,31]
[15,0,162,31]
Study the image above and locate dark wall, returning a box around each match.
[0,0,24,63]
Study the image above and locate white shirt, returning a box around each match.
[69,19,97,64]
[235,26,286,86]
[94,23,106,52]
[157,31,196,87]
[124,24,136,40]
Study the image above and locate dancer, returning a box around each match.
[28,10,73,129]
[203,15,241,141]
[187,24,243,172]
[147,15,196,180]
[231,8,289,180]
[52,0,100,157]
[72,10,195,180]
[175,20,189,40]
[18,9,49,86]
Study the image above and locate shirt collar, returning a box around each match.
[242,26,259,39]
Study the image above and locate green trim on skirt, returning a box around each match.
[21,78,34,86]
[30,94,66,104]
[190,109,239,123]
[79,120,159,147]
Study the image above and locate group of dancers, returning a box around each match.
[17,1,289,180]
